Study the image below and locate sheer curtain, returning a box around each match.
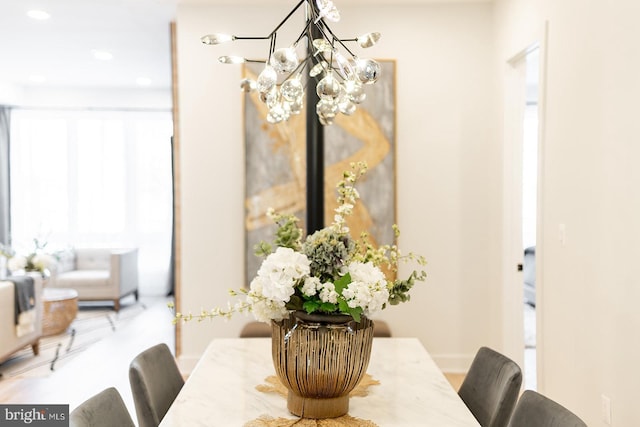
[10,109,173,296]
[0,107,10,247]
[0,107,10,279]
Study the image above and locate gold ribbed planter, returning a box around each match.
[271,311,374,419]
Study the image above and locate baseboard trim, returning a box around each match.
[176,355,200,375]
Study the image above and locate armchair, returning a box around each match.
[49,248,139,311]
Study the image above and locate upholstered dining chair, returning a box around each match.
[458,346,523,427]
[507,390,587,427]
[70,387,135,427]
[129,343,185,427]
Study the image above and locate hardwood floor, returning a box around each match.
[0,300,465,420]
[0,296,175,417]
[444,372,465,392]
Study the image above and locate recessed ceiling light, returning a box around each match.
[29,75,46,83]
[27,10,50,20]
[136,77,152,86]
[92,50,113,61]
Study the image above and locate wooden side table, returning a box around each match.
[42,288,79,336]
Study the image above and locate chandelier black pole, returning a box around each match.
[305,1,324,234]
[201,0,381,235]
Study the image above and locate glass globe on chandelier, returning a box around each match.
[201,0,382,126]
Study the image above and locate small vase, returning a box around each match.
[271,311,374,419]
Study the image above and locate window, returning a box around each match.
[10,109,173,295]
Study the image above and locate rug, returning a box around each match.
[0,301,146,379]
[245,374,381,427]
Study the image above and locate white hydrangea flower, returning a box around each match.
[256,247,310,302]
[342,281,370,308]
[7,255,27,272]
[248,296,288,323]
[302,276,320,297]
[319,282,339,304]
[364,280,389,315]
[342,261,389,316]
[247,277,289,322]
[346,261,385,283]
[249,275,267,294]
[32,253,55,271]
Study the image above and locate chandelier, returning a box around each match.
[201,0,382,126]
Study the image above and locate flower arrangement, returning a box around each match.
[6,239,57,275]
[0,243,13,259]
[173,162,426,324]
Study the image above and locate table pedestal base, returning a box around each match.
[287,393,349,419]
[42,288,78,336]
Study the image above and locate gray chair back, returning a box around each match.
[129,343,184,427]
[458,346,523,427]
[508,390,587,427]
[240,321,272,337]
[70,387,135,427]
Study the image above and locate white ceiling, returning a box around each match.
[0,0,178,90]
[183,0,490,4]
[0,0,490,91]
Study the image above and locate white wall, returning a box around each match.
[495,0,640,425]
[175,3,500,371]
[18,87,172,110]
[0,86,171,110]
[0,82,23,106]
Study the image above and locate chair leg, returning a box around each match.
[134,290,139,301]
[31,341,40,356]
[114,299,121,312]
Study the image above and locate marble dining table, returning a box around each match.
[159,337,481,426]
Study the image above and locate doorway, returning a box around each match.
[503,38,545,392]
[521,47,540,390]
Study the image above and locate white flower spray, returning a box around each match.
[171,161,426,324]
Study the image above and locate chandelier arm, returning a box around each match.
[268,34,276,63]
[281,55,312,85]
[314,20,356,59]
[293,19,313,47]
[303,68,324,91]
[330,36,349,81]
[269,0,308,38]
[306,30,329,76]
[317,21,357,58]
[234,36,271,41]
[304,24,327,80]
[294,55,312,76]
[309,22,332,49]
[329,39,335,70]
[306,26,318,59]
[307,0,319,22]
